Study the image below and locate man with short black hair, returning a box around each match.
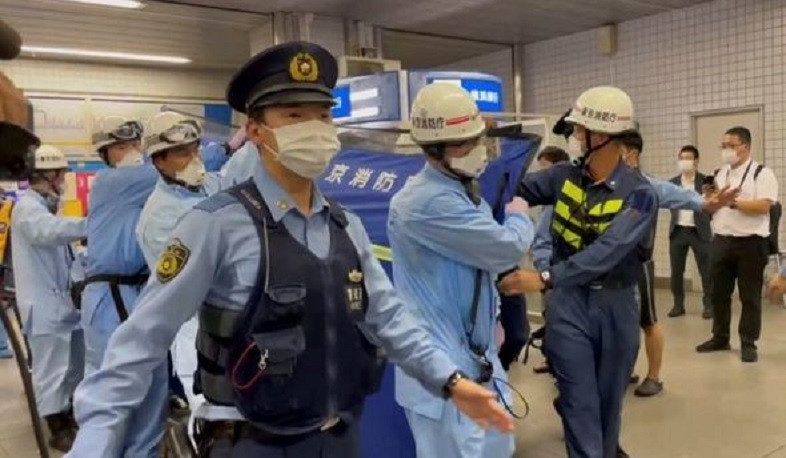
[697,126,778,363]
[536,146,571,168]
[668,145,713,319]
[619,131,735,396]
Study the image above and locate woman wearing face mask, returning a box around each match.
[11,145,87,452]
[388,83,533,458]
[136,112,220,414]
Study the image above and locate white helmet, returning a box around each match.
[33,145,69,171]
[144,112,202,157]
[564,86,635,134]
[410,83,485,145]
[92,115,143,152]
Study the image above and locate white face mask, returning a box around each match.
[175,157,206,187]
[677,159,694,173]
[567,136,583,157]
[721,148,738,165]
[449,145,489,178]
[261,120,340,179]
[116,150,144,168]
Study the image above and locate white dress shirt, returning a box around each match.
[712,158,778,237]
[677,174,696,227]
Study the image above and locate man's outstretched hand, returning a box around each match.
[702,185,739,213]
[450,379,514,433]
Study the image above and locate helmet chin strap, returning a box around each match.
[576,131,614,168]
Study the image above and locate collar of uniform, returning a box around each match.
[252,159,329,223]
[25,189,47,206]
[157,176,206,198]
[582,159,626,191]
[423,162,465,190]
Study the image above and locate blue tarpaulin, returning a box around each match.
[317,134,540,457]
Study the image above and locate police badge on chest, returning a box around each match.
[346,269,364,312]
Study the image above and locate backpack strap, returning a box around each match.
[754,164,765,180]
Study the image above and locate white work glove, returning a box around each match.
[505,197,529,216]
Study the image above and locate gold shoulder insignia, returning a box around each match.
[156,238,191,284]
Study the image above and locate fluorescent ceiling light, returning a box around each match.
[60,0,145,8]
[22,46,191,64]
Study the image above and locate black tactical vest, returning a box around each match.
[195,180,386,434]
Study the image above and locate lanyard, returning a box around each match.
[725,160,754,189]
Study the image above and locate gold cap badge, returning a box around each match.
[289,52,319,82]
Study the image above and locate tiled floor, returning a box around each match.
[0,357,63,458]
[1,291,786,457]
[510,292,786,458]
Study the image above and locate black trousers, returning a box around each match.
[498,293,530,370]
[710,235,770,344]
[638,259,657,328]
[669,226,712,310]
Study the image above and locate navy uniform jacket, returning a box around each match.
[518,161,657,288]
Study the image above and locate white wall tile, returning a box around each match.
[522,0,786,278]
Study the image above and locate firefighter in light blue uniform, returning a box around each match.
[78,116,160,457]
[220,139,257,187]
[498,87,657,458]
[68,41,513,458]
[12,145,86,453]
[136,112,220,408]
[389,83,532,458]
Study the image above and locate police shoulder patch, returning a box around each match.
[156,238,191,283]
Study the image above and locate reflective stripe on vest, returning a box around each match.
[550,179,624,251]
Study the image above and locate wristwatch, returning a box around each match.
[540,270,553,291]
[442,370,470,398]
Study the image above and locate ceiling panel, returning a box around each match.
[156,0,712,44]
[382,30,508,69]
[0,0,269,68]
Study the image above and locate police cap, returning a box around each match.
[226,41,338,114]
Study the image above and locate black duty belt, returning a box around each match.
[82,272,149,321]
[200,418,342,448]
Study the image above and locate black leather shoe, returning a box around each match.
[667,307,685,318]
[696,337,731,353]
[45,413,75,453]
[629,374,640,384]
[617,446,631,457]
[702,308,713,319]
[741,344,758,363]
